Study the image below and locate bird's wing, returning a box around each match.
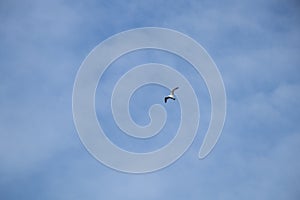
[164,96,169,103]
[170,87,179,95]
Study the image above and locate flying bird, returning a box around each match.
[164,87,179,103]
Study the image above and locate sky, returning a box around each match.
[0,0,300,199]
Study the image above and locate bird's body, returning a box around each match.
[164,87,179,103]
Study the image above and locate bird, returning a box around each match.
[164,87,179,103]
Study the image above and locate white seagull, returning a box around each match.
[164,87,179,103]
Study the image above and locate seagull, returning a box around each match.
[164,87,179,103]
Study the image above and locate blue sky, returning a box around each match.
[1,0,300,199]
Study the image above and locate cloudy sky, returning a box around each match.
[1,0,300,199]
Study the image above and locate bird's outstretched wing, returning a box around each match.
[164,96,174,103]
[170,87,179,95]
[164,97,169,103]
